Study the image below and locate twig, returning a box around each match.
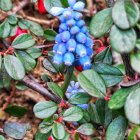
[21,75,61,103]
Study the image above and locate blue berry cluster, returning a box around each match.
[50,0,94,70]
[66,81,88,110]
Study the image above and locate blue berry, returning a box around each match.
[76,44,87,57]
[85,37,94,47]
[73,1,85,11]
[66,19,76,27]
[66,39,77,52]
[64,52,75,65]
[79,56,91,67]
[63,10,72,19]
[83,64,92,70]
[77,20,85,27]
[76,32,87,43]
[59,15,65,23]
[55,34,62,43]
[56,43,66,55]
[68,0,76,7]
[53,44,58,53]
[74,12,83,20]
[53,54,63,64]
[59,23,67,31]
[61,31,71,42]
[77,104,88,110]
[86,46,93,56]
[70,26,80,34]
[81,26,88,33]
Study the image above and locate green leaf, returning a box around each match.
[130,53,140,73]
[33,101,58,119]
[77,123,95,136]
[4,55,25,80]
[16,82,28,90]
[94,47,112,65]
[0,135,5,140]
[136,39,140,50]
[9,25,17,37]
[110,25,136,53]
[128,126,140,140]
[125,87,140,124]
[60,0,69,7]
[52,123,65,139]
[5,104,27,117]
[69,92,90,105]
[90,8,113,38]
[39,122,52,134]
[8,15,18,25]
[16,50,36,72]
[4,122,26,139]
[44,0,63,13]
[78,70,106,98]
[47,82,64,99]
[12,33,35,49]
[109,84,139,110]
[18,19,30,30]
[0,0,12,11]
[112,0,139,29]
[26,47,41,59]
[28,20,44,36]
[63,106,83,122]
[93,63,123,87]
[44,29,57,41]
[0,20,10,38]
[106,116,128,140]
[35,130,51,140]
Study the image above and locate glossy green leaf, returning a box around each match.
[44,29,57,41]
[0,135,5,140]
[33,101,58,119]
[47,82,64,98]
[60,0,69,7]
[18,19,30,30]
[94,47,112,65]
[106,116,128,140]
[26,47,41,59]
[63,106,83,122]
[125,87,140,124]
[136,39,140,50]
[110,25,136,53]
[93,63,123,87]
[12,33,35,49]
[69,92,90,105]
[4,122,26,139]
[90,8,113,38]
[131,53,140,73]
[9,25,17,37]
[28,20,44,36]
[16,51,36,72]
[16,82,28,90]
[44,0,62,13]
[4,55,25,80]
[77,123,95,136]
[109,85,139,110]
[52,123,65,139]
[112,0,139,29]
[0,0,12,11]
[35,130,51,140]
[128,126,140,140]
[8,15,18,25]
[0,20,10,38]
[78,70,106,98]
[5,104,27,117]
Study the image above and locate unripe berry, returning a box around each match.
[79,56,91,67]
[61,31,71,42]
[85,37,94,47]
[10,27,27,42]
[73,2,85,11]
[74,12,83,20]
[56,43,66,55]
[76,32,87,43]
[63,10,72,19]
[66,19,76,27]
[77,20,85,27]
[70,26,80,34]
[59,23,67,31]
[66,39,77,52]
[64,52,75,66]
[81,26,88,33]
[38,0,47,14]
[76,44,87,57]
[68,0,76,7]
[55,34,62,43]
[53,54,63,64]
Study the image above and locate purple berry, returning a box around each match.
[66,39,77,52]
[76,44,87,57]
[76,32,87,43]
[61,31,71,42]
[53,54,63,64]
[70,26,80,34]
[64,52,75,66]
[73,1,85,11]
[56,43,66,55]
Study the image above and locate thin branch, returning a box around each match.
[21,76,61,103]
